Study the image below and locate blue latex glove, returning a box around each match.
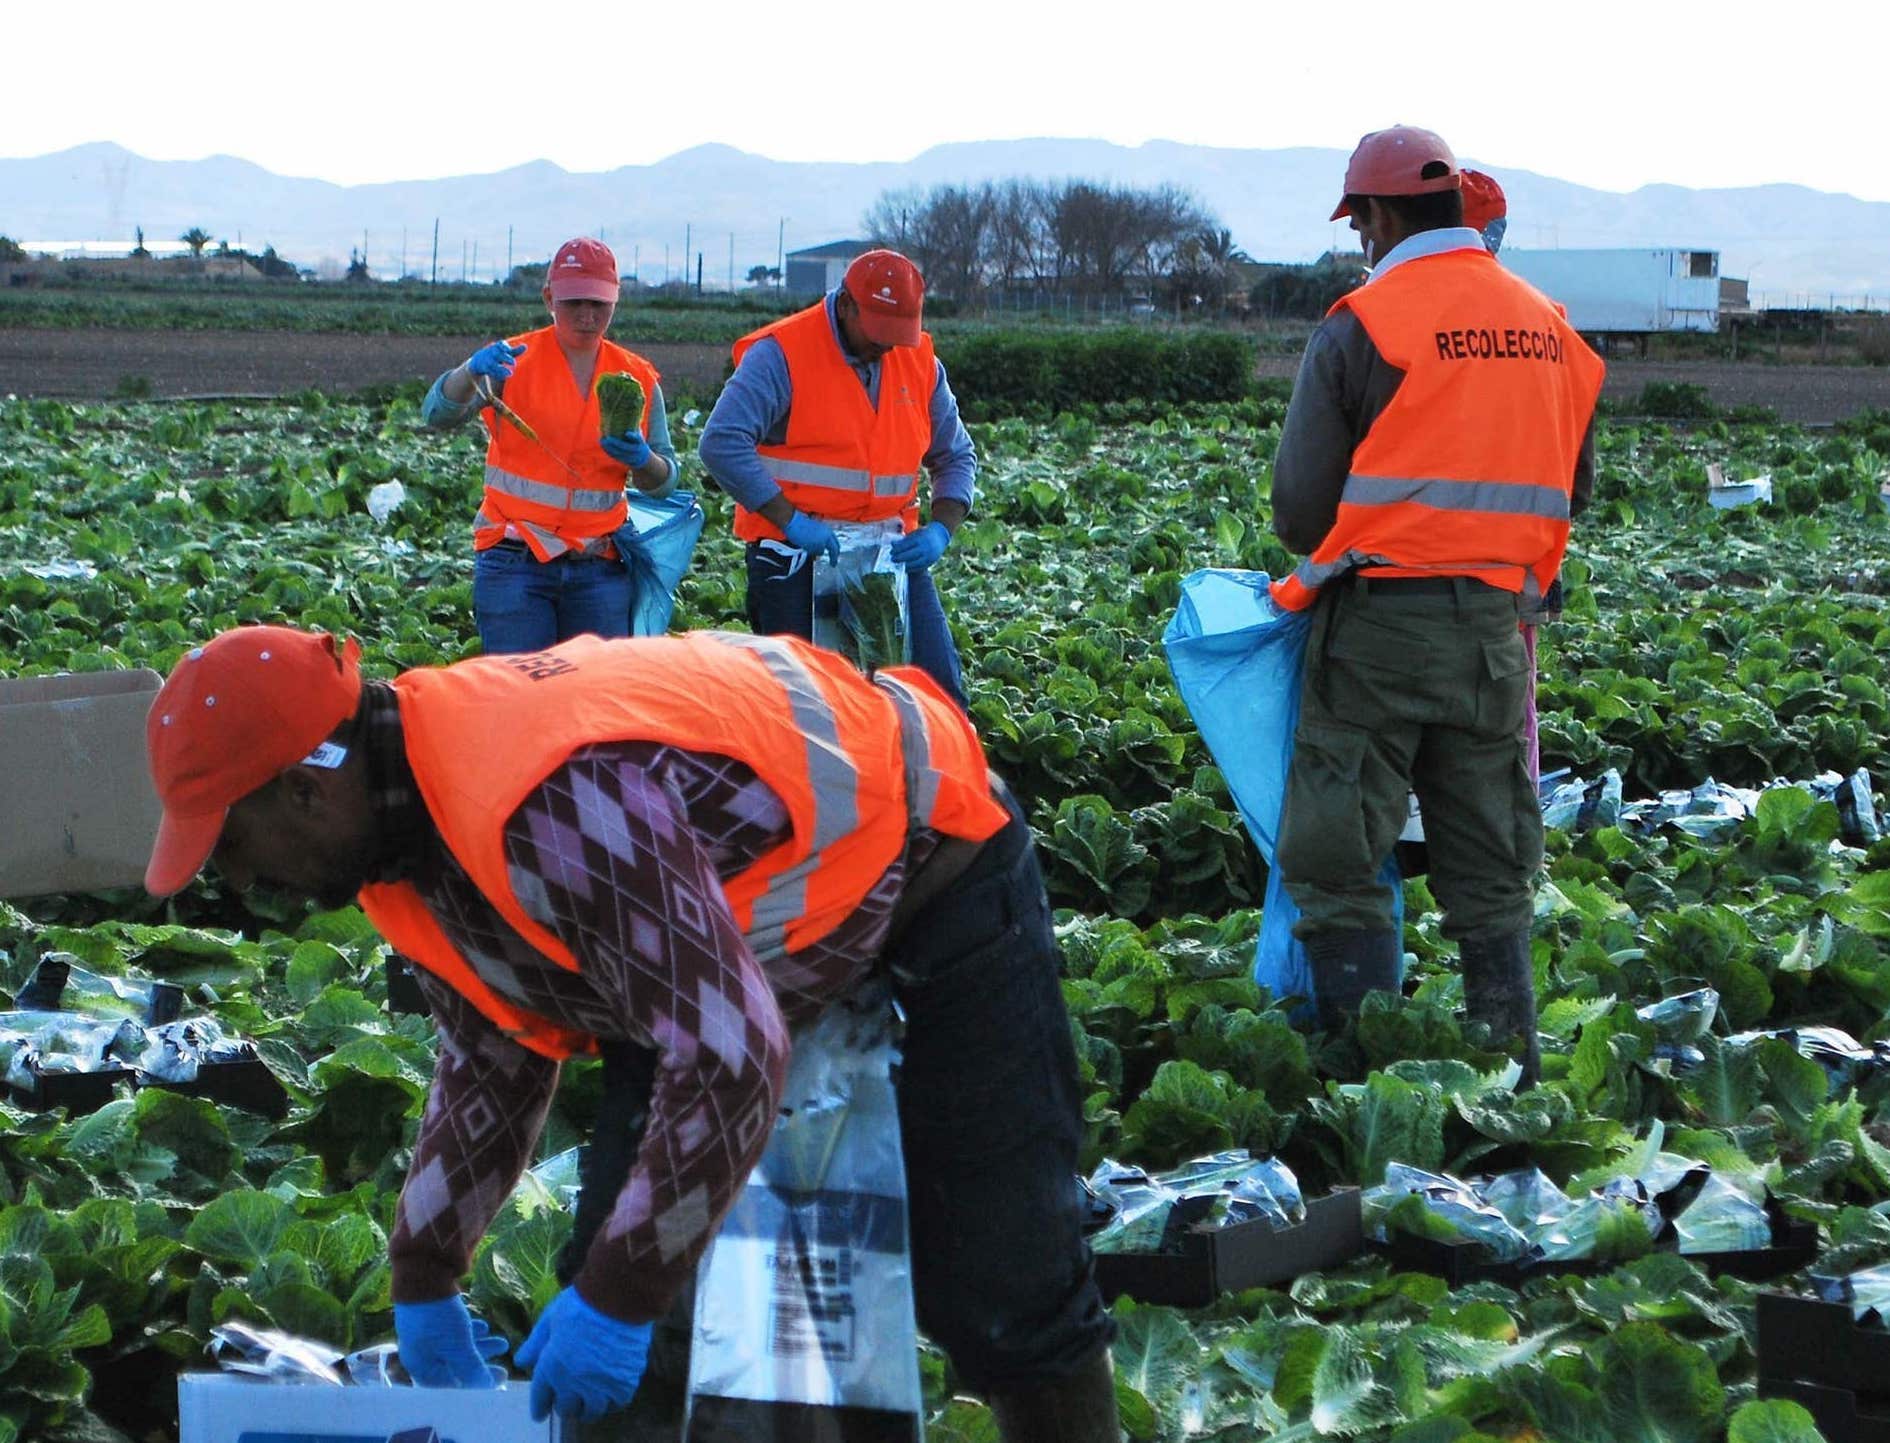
[889,520,951,571]
[467,339,526,382]
[516,1286,653,1423]
[601,429,654,469]
[781,511,841,564]
[392,1296,508,1388]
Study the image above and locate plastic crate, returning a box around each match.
[1094,1187,1363,1308]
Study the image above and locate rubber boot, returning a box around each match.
[1459,929,1540,1085]
[986,1345,1123,1443]
[1305,928,1404,1030]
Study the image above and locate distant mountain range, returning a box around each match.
[5,140,1888,304]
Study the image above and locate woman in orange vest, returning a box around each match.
[423,236,682,654]
[140,624,1121,1439]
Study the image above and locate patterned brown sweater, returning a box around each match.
[363,685,938,1322]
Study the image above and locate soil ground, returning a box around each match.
[2,327,1885,424]
[0,330,734,405]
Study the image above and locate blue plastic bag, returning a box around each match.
[1163,569,1402,1018]
[615,489,706,636]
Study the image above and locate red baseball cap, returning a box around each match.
[1330,125,1461,220]
[144,626,363,896]
[1460,170,1507,234]
[842,250,925,348]
[546,237,620,303]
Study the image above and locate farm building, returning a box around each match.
[784,239,874,296]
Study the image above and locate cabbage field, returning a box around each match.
[3,389,1890,1442]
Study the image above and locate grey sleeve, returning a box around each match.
[1271,311,1404,555]
[1569,413,1597,518]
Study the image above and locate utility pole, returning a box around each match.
[696,253,703,294]
[430,218,439,287]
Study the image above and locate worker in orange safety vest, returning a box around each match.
[1268,126,1604,1082]
[141,624,1119,1437]
[698,249,976,708]
[423,237,685,654]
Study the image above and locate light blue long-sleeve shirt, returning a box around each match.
[697,290,976,516]
[422,361,682,494]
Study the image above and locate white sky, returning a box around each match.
[10,0,1889,201]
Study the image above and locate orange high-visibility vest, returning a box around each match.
[475,326,661,561]
[728,303,937,544]
[356,632,1008,1060]
[1271,248,1603,612]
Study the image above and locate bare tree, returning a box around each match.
[862,176,1226,308]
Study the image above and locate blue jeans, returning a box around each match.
[473,542,634,654]
[743,543,968,710]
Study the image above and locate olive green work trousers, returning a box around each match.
[1277,574,1543,941]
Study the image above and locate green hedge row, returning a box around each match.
[938,327,1256,421]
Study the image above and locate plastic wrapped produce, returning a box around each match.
[1363,1164,1533,1262]
[207,1322,345,1385]
[1538,1178,1661,1264]
[1479,1169,1574,1246]
[1636,989,1720,1044]
[1672,1174,1772,1255]
[812,520,910,672]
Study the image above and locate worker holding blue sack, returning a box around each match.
[1267,126,1603,1082]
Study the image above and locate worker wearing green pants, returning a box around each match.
[1268,125,1603,1081]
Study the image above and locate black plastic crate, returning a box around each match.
[1377,1209,1817,1288]
[1758,1377,1890,1443]
[4,1060,137,1113]
[1758,1291,1890,1397]
[1094,1188,1363,1308]
[143,1057,289,1119]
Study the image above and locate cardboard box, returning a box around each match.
[0,669,162,899]
[1094,1188,1363,1308]
[177,1373,567,1443]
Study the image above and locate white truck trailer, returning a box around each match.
[1500,248,1721,336]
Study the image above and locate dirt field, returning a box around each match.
[1252,354,1888,425]
[2,328,1885,424]
[0,330,734,404]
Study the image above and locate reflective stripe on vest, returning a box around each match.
[765,456,921,498]
[483,463,625,513]
[873,671,941,829]
[722,635,862,962]
[1340,474,1572,520]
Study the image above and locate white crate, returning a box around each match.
[177,1373,566,1443]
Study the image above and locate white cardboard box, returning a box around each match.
[177,1374,567,1443]
[0,668,163,898]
